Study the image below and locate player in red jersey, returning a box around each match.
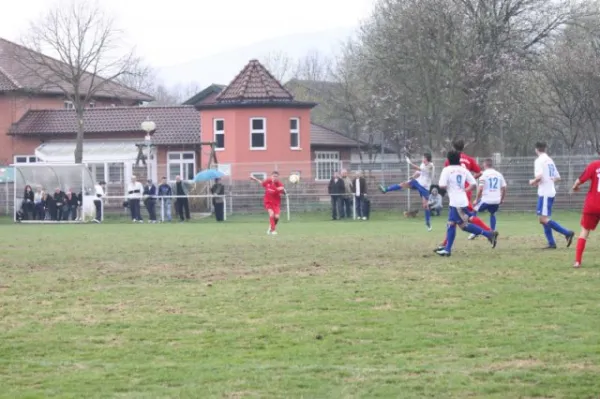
[570,159,600,267]
[435,139,492,251]
[250,171,286,235]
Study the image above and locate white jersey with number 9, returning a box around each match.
[439,165,476,208]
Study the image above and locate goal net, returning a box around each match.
[12,163,96,223]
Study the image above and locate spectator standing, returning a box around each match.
[65,189,79,220]
[341,169,353,219]
[352,171,368,220]
[127,175,144,222]
[22,185,34,220]
[53,187,66,221]
[157,177,173,222]
[143,179,158,223]
[211,178,225,222]
[328,172,345,220]
[172,175,191,222]
[93,181,105,223]
[42,191,54,220]
[428,187,443,216]
[34,188,44,220]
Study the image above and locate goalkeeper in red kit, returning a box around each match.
[570,159,600,268]
[250,171,286,235]
[434,139,493,252]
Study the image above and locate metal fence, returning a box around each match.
[1,155,594,218]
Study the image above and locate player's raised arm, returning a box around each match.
[249,174,264,184]
[438,168,449,189]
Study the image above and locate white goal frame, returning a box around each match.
[11,163,97,223]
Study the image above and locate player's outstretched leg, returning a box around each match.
[490,212,497,231]
[547,219,574,247]
[436,222,456,257]
[574,229,589,268]
[462,222,498,248]
[379,183,403,193]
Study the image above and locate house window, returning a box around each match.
[13,155,37,164]
[315,151,340,181]
[168,152,196,181]
[250,118,266,150]
[64,101,74,110]
[290,118,300,149]
[107,163,124,183]
[89,102,96,108]
[214,119,225,150]
[88,163,105,183]
[250,172,267,181]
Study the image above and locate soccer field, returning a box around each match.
[1,212,599,398]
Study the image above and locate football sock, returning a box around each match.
[441,236,448,246]
[275,217,279,225]
[387,184,402,192]
[445,224,456,252]
[425,209,431,226]
[464,223,492,238]
[543,223,556,246]
[269,216,276,231]
[471,216,491,231]
[547,220,570,236]
[490,213,497,231]
[576,237,586,264]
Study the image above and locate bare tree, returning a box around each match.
[16,0,141,163]
[261,50,295,82]
[116,59,156,94]
[294,50,332,81]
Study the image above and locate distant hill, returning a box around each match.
[157,27,356,87]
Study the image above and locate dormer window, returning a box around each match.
[64,101,74,110]
[89,102,95,108]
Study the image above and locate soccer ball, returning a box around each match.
[289,174,300,184]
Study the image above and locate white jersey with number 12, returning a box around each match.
[479,169,506,205]
[438,165,476,208]
[534,153,559,197]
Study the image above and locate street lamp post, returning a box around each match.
[141,120,156,181]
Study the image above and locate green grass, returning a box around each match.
[1,212,600,398]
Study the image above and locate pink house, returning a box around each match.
[194,60,317,180]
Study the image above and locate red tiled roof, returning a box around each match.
[9,106,200,145]
[215,59,295,103]
[0,38,153,101]
[310,123,360,147]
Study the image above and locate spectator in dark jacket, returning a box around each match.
[143,179,157,223]
[328,172,345,220]
[22,185,34,220]
[352,171,368,220]
[157,177,172,222]
[53,188,66,221]
[211,178,225,222]
[65,189,79,220]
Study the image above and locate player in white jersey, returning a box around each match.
[379,152,435,231]
[467,159,507,239]
[529,142,574,249]
[435,151,498,257]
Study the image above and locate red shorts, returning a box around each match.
[265,202,281,215]
[581,212,600,230]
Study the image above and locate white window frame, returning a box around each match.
[315,151,340,181]
[250,172,267,181]
[214,118,225,151]
[250,117,266,150]
[167,151,196,182]
[88,102,96,108]
[64,101,74,110]
[290,118,300,150]
[13,155,38,164]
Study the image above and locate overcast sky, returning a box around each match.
[0,0,373,69]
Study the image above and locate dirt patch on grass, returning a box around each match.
[484,359,544,371]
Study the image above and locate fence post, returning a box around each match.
[224,197,227,221]
[353,195,356,220]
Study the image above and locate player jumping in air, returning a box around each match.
[250,171,285,235]
[472,158,507,232]
[529,142,574,249]
[435,139,492,251]
[435,150,499,257]
[570,158,600,267]
[379,152,435,231]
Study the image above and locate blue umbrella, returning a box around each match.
[193,169,225,182]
